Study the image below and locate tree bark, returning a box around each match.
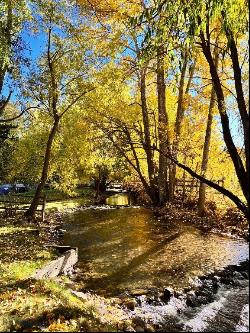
[169,53,189,200]
[153,146,249,219]
[200,30,249,207]
[225,29,249,180]
[198,46,219,216]
[140,68,158,203]
[198,87,216,215]
[157,47,170,205]
[25,117,59,218]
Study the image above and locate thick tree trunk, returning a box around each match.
[226,30,249,181]
[157,48,170,205]
[198,47,219,216]
[25,117,59,218]
[140,68,158,203]
[200,31,249,208]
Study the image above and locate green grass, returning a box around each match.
[0,187,96,214]
[0,223,126,332]
[0,226,38,235]
[13,187,95,201]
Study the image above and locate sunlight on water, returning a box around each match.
[105,193,133,206]
[62,207,249,296]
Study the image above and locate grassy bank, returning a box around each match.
[15,187,95,202]
[0,222,128,332]
[0,187,96,214]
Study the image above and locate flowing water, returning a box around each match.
[61,195,249,332]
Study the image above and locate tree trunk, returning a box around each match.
[25,117,59,218]
[157,48,170,205]
[198,87,216,215]
[200,30,249,208]
[198,47,219,216]
[0,0,12,95]
[226,29,249,181]
[140,68,158,203]
[182,168,187,201]
[153,146,249,219]
[169,53,189,200]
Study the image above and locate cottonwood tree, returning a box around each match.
[24,1,94,218]
[0,0,30,144]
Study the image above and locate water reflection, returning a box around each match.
[62,208,249,296]
[105,193,134,206]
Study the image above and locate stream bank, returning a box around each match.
[0,194,249,332]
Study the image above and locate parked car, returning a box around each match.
[14,183,28,193]
[0,184,13,195]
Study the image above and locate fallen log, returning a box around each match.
[33,247,78,279]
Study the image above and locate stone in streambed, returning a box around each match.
[123,298,137,311]
[125,326,136,332]
[161,287,173,303]
[130,289,149,296]
[186,291,200,307]
[132,317,146,328]
[145,324,155,332]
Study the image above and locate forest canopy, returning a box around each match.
[0,0,249,219]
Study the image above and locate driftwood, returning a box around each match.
[33,247,78,279]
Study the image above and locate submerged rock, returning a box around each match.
[132,316,146,328]
[125,326,136,332]
[186,291,199,307]
[145,324,155,332]
[161,287,173,303]
[123,298,137,311]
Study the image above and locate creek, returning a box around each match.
[61,194,249,332]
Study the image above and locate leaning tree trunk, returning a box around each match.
[200,30,249,209]
[25,117,59,218]
[198,48,219,216]
[225,28,249,182]
[157,48,170,205]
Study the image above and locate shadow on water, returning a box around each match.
[83,231,181,290]
[62,197,249,296]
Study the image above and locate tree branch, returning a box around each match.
[152,145,248,219]
[0,106,38,123]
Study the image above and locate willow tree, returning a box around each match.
[187,0,249,217]
[135,0,249,218]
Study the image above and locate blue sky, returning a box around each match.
[3,22,244,148]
